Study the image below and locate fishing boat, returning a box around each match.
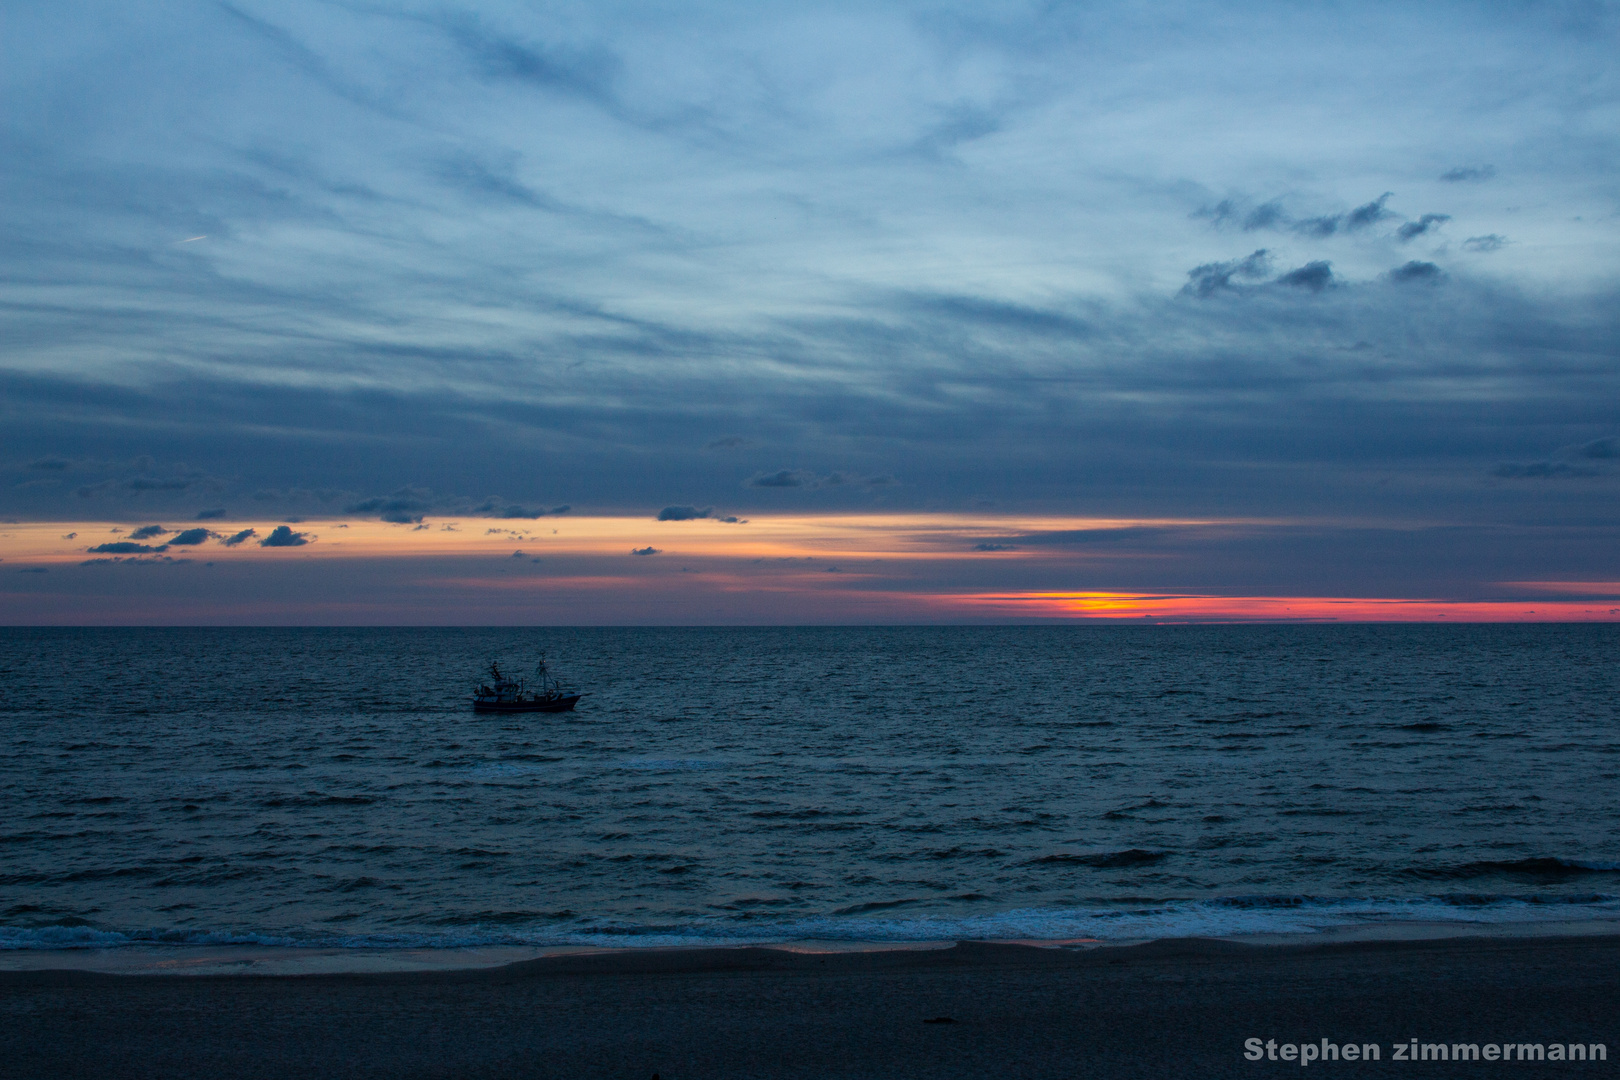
[472,658,582,713]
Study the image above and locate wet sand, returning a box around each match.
[3,935,1617,1079]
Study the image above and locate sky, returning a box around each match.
[2,0,1618,623]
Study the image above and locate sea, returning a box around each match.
[2,625,1618,954]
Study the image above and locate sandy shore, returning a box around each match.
[3,935,1617,1079]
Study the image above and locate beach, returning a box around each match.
[3,934,1616,1079]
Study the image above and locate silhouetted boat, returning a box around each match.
[473,658,582,713]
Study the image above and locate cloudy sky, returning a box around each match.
[2,0,1617,622]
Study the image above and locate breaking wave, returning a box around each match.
[7,892,1620,952]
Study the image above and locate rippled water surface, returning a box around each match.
[2,625,1618,947]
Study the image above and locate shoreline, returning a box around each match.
[4,934,1616,1079]
[3,915,1618,976]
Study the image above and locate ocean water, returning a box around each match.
[2,625,1618,951]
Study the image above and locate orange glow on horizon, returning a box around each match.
[0,514,1216,565]
[4,518,1616,624]
[944,591,1620,622]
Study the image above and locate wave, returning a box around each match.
[1027,849,1169,868]
[7,892,1620,952]
[1402,857,1620,881]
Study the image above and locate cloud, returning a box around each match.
[705,436,747,449]
[196,508,227,520]
[222,529,257,546]
[1276,261,1333,292]
[86,541,167,554]
[1345,193,1395,230]
[972,543,1018,551]
[1182,250,1272,296]
[441,12,621,107]
[1193,199,1239,226]
[657,505,746,522]
[630,546,660,555]
[76,478,188,498]
[166,528,215,545]
[259,525,310,547]
[1463,235,1508,253]
[657,505,711,520]
[128,525,169,540]
[471,499,570,518]
[1492,461,1600,479]
[126,477,192,491]
[908,294,1093,338]
[1577,437,1618,459]
[1293,215,1340,238]
[346,487,432,524]
[745,470,895,490]
[748,470,812,488]
[1388,260,1443,283]
[28,457,71,470]
[1440,165,1496,182]
[1242,201,1286,231]
[1397,213,1451,241]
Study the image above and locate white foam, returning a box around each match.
[8,894,1619,954]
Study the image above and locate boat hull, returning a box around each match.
[472,695,581,713]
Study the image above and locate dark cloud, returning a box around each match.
[86,541,167,554]
[441,13,621,107]
[748,470,812,488]
[746,470,894,490]
[704,436,746,449]
[909,294,1093,338]
[989,526,1177,548]
[196,508,227,519]
[222,529,257,547]
[1577,437,1618,459]
[972,543,1018,551]
[1463,235,1508,253]
[1345,193,1395,230]
[1440,165,1496,182]
[346,487,432,524]
[658,505,745,523]
[473,500,570,519]
[167,528,215,545]
[74,479,189,501]
[1193,199,1239,226]
[1388,260,1443,283]
[1492,461,1600,479]
[1397,213,1451,241]
[630,546,660,555]
[258,525,310,547]
[434,155,559,211]
[128,525,169,540]
[1182,249,1272,296]
[1293,215,1340,238]
[1242,201,1285,231]
[28,457,71,470]
[657,505,711,521]
[1276,261,1333,292]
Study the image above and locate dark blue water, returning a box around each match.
[2,625,1618,949]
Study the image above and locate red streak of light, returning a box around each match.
[944,592,1620,622]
